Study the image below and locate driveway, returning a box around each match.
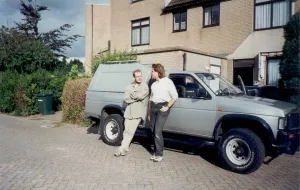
[0,114,299,190]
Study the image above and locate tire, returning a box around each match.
[218,128,265,174]
[99,114,124,146]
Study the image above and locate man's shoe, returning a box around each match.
[115,149,129,157]
[150,154,156,160]
[114,150,121,157]
[153,156,163,162]
[120,150,129,156]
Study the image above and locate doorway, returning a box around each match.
[233,59,254,86]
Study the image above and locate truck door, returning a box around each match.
[164,74,217,138]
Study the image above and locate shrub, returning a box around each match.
[0,69,68,115]
[91,49,137,75]
[279,12,300,105]
[62,78,91,124]
[0,71,19,112]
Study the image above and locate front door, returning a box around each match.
[164,74,217,138]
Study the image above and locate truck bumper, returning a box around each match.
[273,130,300,155]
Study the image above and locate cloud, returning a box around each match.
[0,0,111,58]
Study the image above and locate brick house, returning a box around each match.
[85,0,300,86]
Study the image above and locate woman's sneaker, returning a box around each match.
[150,154,156,160]
[153,156,163,162]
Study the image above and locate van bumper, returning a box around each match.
[273,129,300,155]
[273,111,300,155]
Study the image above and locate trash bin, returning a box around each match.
[37,93,54,115]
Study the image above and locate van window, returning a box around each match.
[169,74,208,99]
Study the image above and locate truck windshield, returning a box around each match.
[196,73,243,96]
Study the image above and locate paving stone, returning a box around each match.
[0,114,299,190]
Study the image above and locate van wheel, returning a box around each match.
[100,114,124,146]
[218,128,265,174]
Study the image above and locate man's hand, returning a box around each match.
[160,106,169,112]
[148,115,151,121]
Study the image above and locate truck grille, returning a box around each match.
[287,112,300,130]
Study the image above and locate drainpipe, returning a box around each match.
[183,53,186,71]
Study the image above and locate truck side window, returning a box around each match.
[169,74,207,99]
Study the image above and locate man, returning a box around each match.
[114,69,149,157]
[148,63,178,162]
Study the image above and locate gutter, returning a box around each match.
[136,46,227,59]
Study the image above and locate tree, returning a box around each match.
[0,26,55,74]
[15,0,82,57]
[69,59,85,73]
[279,12,300,105]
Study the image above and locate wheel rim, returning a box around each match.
[105,120,119,140]
[225,138,251,166]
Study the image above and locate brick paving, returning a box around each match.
[0,114,299,190]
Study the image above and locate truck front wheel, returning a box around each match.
[100,114,124,146]
[218,128,265,174]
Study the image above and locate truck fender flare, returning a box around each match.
[101,104,124,118]
[213,114,275,144]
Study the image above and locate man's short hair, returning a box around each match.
[133,69,142,77]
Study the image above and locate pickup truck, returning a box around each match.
[84,62,300,174]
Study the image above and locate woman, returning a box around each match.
[148,63,178,162]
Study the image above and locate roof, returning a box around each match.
[163,0,228,12]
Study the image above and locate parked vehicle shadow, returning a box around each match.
[131,135,221,167]
[86,121,99,135]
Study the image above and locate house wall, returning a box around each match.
[221,59,228,79]
[85,4,110,74]
[227,60,234,83]
[137,51,183,70]
[227,29,285,60]
[86,0,297,81]
[295,0,300,13]
[110,0,253,56]
[137,51,225,76]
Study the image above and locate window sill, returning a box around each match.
[131,43,150,47]
[203,24,220,28]
[131,0,143,4]
[254,26,283,31]
[173,29,187,33]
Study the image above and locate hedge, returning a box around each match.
[0,69,67,115]
[62,78,91,124]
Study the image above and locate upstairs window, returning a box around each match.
[173,11,187,32]
[254,0,292,30]
[131,18,150,46]
[203,3,220,27]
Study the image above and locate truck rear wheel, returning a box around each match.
[218,128,265,174]
[100,114,124,146]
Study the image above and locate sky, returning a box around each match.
[0,0,110,62]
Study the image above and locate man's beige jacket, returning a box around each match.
[123,82,149,121]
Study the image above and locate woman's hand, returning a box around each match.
[160,106,169,112]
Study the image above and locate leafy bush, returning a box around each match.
[279,12,300,105]
[62,78,91,124]
[0,69,68,115]
[91,49,137,75]
[0,71,19,112]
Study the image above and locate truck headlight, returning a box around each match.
[278,117,287,130]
